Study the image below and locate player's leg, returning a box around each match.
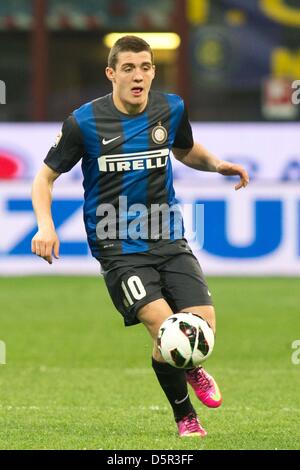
[158,240,222,408]
[135,297,171,361]
[179,305,222,408]
[180,305,216,333]
[99,253,206,436]
[137,299,207,437]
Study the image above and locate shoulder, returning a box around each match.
[151,90,183,105]
[72,94,111,122]
[149,91,185,121]
[164,92,184,105]
[157,92,184,114]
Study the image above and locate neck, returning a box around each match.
[112,92,148,115]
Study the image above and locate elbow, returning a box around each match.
[31,173,54,196]
[172,147,192,162]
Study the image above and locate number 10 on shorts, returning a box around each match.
[121,276,146,306]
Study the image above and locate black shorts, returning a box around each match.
[98,239,213,327]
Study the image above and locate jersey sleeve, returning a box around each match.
[44,115,85,173]
[172,104,194,149]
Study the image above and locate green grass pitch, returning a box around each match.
[0,276,299,450]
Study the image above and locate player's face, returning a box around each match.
[106,51,155,114]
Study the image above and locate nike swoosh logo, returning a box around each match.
[211,385,221,402]
[102,136,121,145]
[174,394,189,405]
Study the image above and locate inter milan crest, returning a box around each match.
[152,122,168,145]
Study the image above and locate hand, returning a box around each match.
[216,161,250,190]
[31,228,60,264]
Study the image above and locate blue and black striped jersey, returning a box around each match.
[44,91,194,257]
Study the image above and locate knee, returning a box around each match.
[181,306,216,334]
[204,306,216,331]
[136,299,173,340]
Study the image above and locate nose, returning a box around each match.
[133,68,143,82]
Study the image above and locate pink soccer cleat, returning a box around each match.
[186,366,222,408]
[177,412,207,438]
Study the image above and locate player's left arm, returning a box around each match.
[172,143,250,191]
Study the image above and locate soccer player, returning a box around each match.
[31,36,249,438]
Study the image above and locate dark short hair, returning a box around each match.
[107,35,154,69]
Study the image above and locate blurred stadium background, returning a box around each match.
[0,0,300,450]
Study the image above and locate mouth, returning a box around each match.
[131,87,143,97]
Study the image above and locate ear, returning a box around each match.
[105,67,115,82]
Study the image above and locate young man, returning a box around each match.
[31,36,249,438]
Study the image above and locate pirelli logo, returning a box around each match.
[98,148,169,172]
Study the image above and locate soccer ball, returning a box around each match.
[157,313,214,368]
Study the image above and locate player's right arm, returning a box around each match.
[31,115,85,264]
[31,164,60,264]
